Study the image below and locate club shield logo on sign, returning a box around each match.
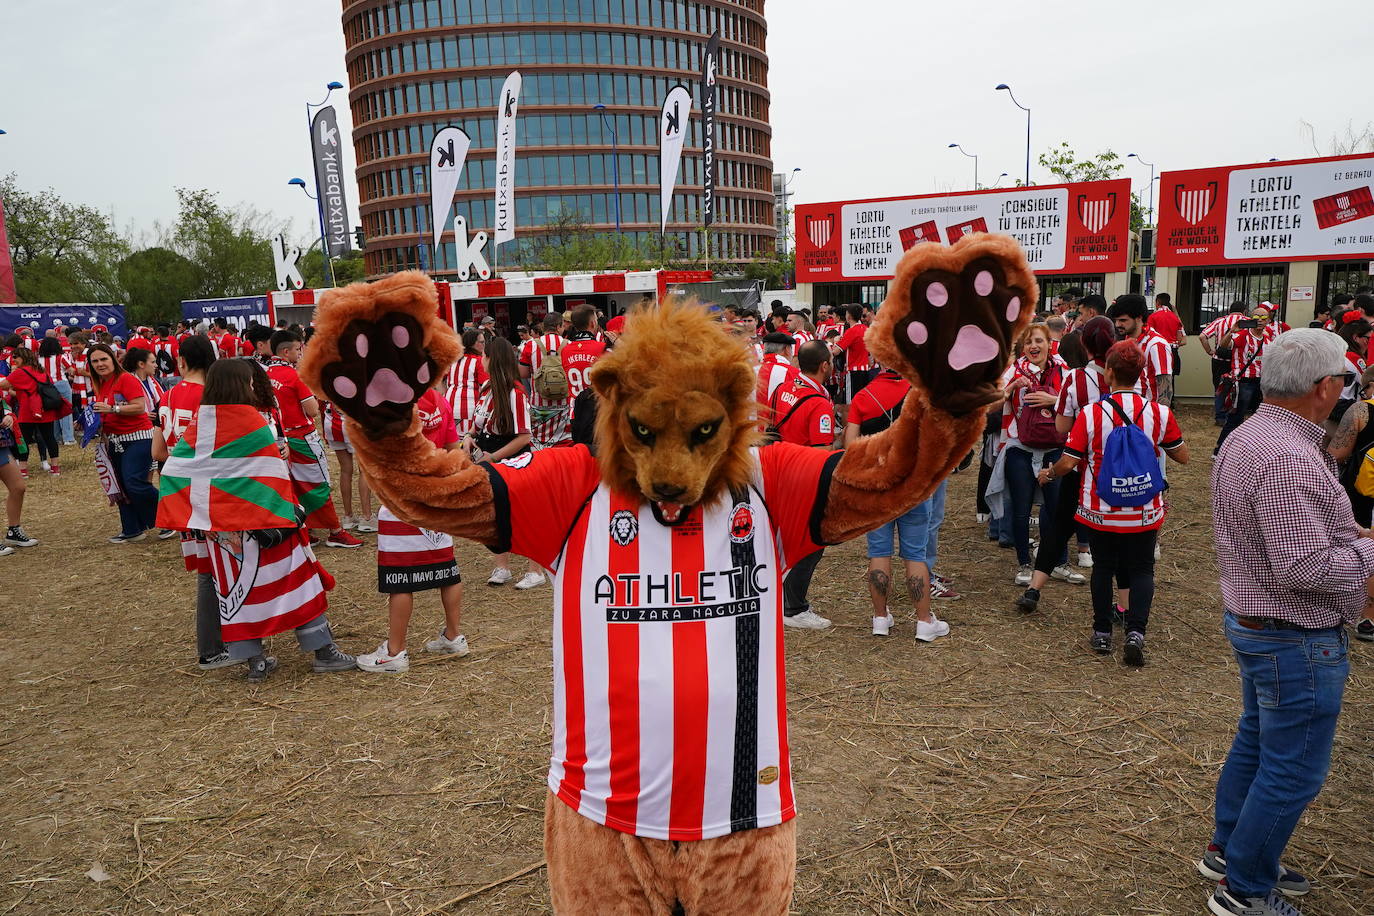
[1076,193,1117,233]
[806,213,835,250]
[1175,182,1219,226]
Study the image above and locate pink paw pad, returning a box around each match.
[948,324,1000,371]
[1006,296,1021,322]
[355,334,369,358]
[907,321,929,346]
[925,282,949,307]
[973,271,994,296]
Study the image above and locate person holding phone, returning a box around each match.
[1216,303,1290,452]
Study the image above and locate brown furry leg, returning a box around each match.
[672,820,796,916]
[544,792,677,916]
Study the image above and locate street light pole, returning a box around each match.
[593,104,621,235]
[992,172,1010,188]
[412,166,430,272]
[304,81,344,288]
[1127,153,1156,226]
[777,167,801,257]
[948,143,978,189]
[995,84,1031,186]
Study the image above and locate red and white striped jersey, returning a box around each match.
[485,443,838,840]
[38,353,72,385]
[790,330,816,347]
[1343,351,1366,401]
[1064,391,1183,532]
[377,506,455,569]
[1135,328,1174,401]
[519,333,571,445]
[1201,313,1244,352]
[473,384,531,438]
[154,336,179,371]
[1002,356,1067,442]
[445,353,488,437]
[1055,363,1141,420]
[1231,324,1286,379]
[756,355,799,417]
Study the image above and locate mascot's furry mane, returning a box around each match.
[589,300,760,507]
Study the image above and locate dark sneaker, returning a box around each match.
[1198,845,1311,898]
[312,643,357,673]
[1208,880,1304,915]
[109,531,148,544]
[198,651,242,670]
[1014,587,1040,614]
[1123,631,1146,667]
[1356,619,1374,642]
[245,655,278,682]
[5,526,39,547]
[1090,631,1112,655]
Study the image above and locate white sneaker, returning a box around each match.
[1052,564,1086,585]
[782,610,832,629]
[354,515,378,533]
[1154,543,1162,561]
[976,512,989,524]
[487,567,513,586]
[1077,551,1094,569]
[339,515,357,531]
[915,614,950,642]
[0,545,13,557]
[1014,565,1033,585]
[514,571,547,590]
[424,631,470,656]
[40,460,50,472]
[356,641,409,673]
[872,611,895,636]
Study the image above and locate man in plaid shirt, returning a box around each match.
[1204,329,1373,916]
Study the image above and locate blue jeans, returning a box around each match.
[1212,613,1349,897]
[53,379,74,442]
[1005,446,1063,566]
[112,437,159,537]
[867,495,934,564]
[922,480,947,571]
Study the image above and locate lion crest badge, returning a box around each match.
[609,510,639,547]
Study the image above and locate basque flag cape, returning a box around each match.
[156,405,298,533]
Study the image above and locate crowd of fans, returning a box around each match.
[5,282,1374,914]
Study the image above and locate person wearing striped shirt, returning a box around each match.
[1107,294,1174,404]
[1201,302,1249,425]
[1040,340,1188,665]
[1216,303,1289,451]
[518,313,571,450]
[37,336,76,446]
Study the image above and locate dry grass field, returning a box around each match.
[2,406,1371,915]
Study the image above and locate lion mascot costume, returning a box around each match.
[301,235,1035,914]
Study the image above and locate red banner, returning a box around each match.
[1157,153,1374,266]
[0,194,16,304]
[795,178,1131,284]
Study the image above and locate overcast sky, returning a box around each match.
[1,0,1368,242]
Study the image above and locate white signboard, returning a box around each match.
[1223,157,1374,261]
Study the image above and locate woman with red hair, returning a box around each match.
[1039,340,1190,666]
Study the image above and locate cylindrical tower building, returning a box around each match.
[341,0,774,280]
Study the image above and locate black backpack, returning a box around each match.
[26,369,65,412]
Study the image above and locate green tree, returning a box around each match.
[118,246,203,327]
[167,188,278,298]
[1,173,128,303]
[1037,143,1146,231]
[299,247,366,288]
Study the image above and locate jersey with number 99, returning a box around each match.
[561,338,608,399]
[160,380,205,447]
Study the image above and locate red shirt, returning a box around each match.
[847,370,908,435]
[95,372,153,434]
[416,388,459,450]
[215,334,241,359]
[1145,307,1184,345]
[160,380,204,447]
[6,366,57,423]
[771,374,835,446]
[126,335,155,353]
[836,322,871,372]
[266,361,316,434]
[561,337,607,399]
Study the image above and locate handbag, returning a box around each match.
[1014,364,1065,449]
[1216,341,1263,411]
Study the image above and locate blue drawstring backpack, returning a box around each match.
[1095,397,1166,507]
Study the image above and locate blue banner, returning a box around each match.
[0,304,127,339]
[180,296,271,332]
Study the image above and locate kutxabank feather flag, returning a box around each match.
[157,405,298,533]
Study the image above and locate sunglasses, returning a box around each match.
[1317,371,1357,386]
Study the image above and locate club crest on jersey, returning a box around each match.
[610,509,639,547]
[729,504,755,543]
[499,452,533,469]
[758,765,779,786]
